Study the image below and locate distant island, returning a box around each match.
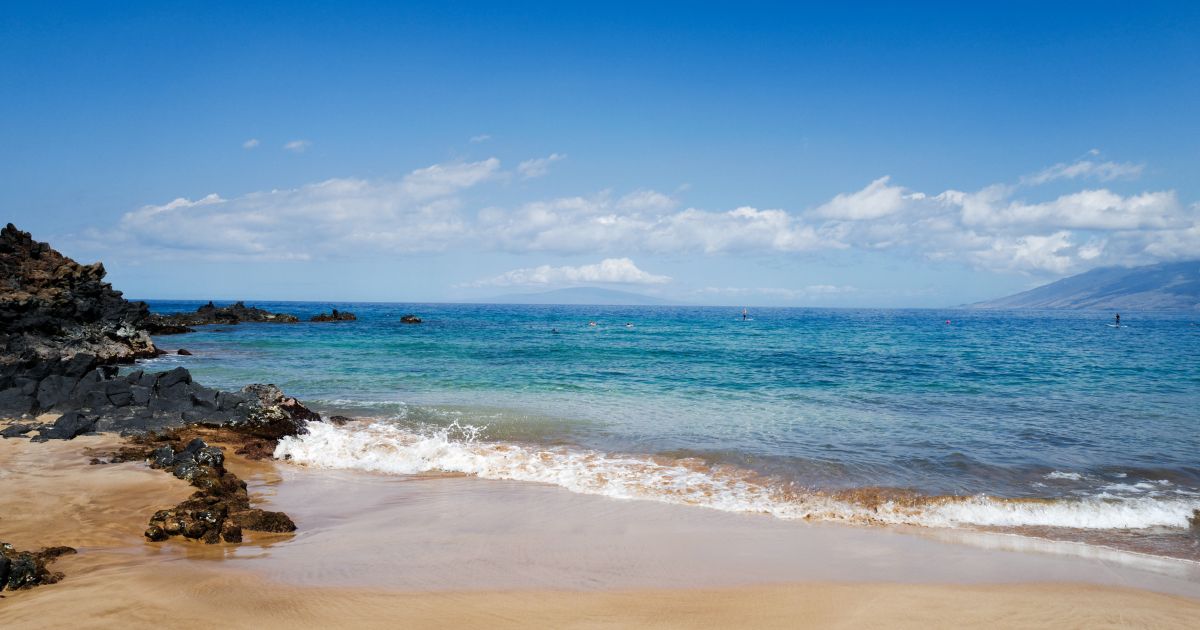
[971,260,1200,311]
[473,286,675,306]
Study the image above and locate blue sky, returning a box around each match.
[2,1,1198,306]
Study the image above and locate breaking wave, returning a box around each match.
[275,421,1200,532]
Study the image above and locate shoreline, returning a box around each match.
[3,433,1200,628]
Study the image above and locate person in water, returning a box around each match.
[1115,313,1121,326]
[742,308,748,321]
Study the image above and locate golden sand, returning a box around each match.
[2,434,1199,629]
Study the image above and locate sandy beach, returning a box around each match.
[3,431,1199,629]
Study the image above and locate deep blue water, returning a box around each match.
[139,301,1200,503]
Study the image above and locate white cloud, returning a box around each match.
[517,153,566,179]
[478,193,829,255]
[470,258,671,287]
[1023,159,1143,185]
[813,176,910,220]
[469,134,491,143]
[242,138,260,150]
[90,159,502,261]
[400,158,500,199]
[83,153,1200,279]
[284,139,311,153]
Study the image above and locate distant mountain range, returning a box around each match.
[971,260,1200,311]
[474,287,675,306]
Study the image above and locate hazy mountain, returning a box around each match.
[971,261,1200,310]
[474,287,675,306]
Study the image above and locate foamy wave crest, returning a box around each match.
[275,422,1200,531]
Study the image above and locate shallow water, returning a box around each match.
[139,301,1200,559]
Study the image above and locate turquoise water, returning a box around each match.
[140,301,1200,558]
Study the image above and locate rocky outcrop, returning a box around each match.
[1,224,158,410]
[130,434,296,544]
[144,301,299,334]
[4,365,318,445]
[0,225,317,441]
[0,542,76,591]
[400,314,422,324]
[310,308,356,322]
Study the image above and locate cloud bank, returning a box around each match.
[468,258,671,287]
[85,155,1200,276]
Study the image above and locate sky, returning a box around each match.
[2,1,1198,306]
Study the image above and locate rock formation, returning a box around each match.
[400,314,422,324]
[1,223,157,409]
[310,308,356,322]
[144,300,300,334]
[0,543,76,591]
[136,434,296,544]
[1,225,318,441]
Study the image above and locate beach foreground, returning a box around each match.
[3,433,1199,629]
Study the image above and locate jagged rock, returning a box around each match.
[1,224,158,417]
[144,301,299,333]
[0,542,76,591]
[223,384,317,440]
[400,314,422,324]
[0,224,157,377]
[311,308,356,322]
[140,435,296,544]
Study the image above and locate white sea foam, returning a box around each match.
[275,422,1200,531]
[1045,471,1083,481]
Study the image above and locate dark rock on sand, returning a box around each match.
[138,433,297,544]
[0,422,35,438]
[144,300,299,334]
[230,509,297,533]
[0,542,76,591]
[400,314,422,324]
[31,410,97,441]
[311,308,356,322]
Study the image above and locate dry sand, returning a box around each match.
[2,433,1200,629]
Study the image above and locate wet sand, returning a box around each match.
[2,433,1200,628]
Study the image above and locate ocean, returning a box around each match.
[137,301,1200,560]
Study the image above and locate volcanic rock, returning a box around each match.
[400,314,422,324]
[0,542,76,591]
[144,300,299,333]
[1,224,158,417]
[311,308,356,322]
